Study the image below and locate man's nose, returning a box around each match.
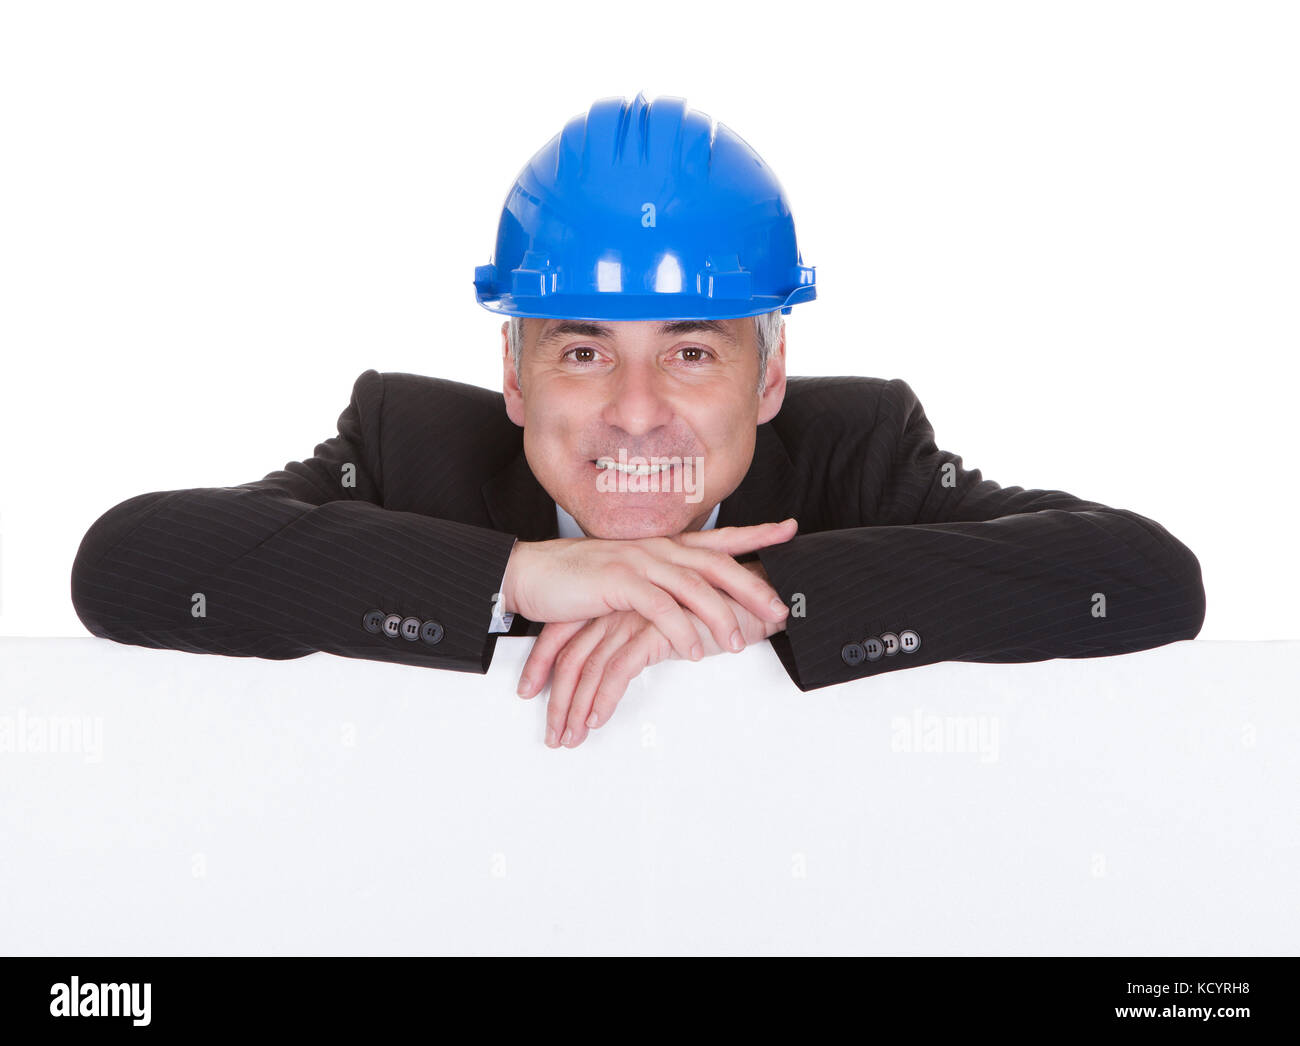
[601,360,676,436]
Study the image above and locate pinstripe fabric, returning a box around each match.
[69,369,1205,691]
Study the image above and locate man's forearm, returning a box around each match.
[753,508,1204,692]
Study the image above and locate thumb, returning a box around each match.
[673,518,797,553]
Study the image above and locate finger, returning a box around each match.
[732,595,774,645]
[672,518,797,556]
[518,618,589,698]
[582,630,660,741]
[637,558,746,655]
[564,615,645,746]
[613,572,704,662]
[648,542,792,624]
[546,618,614,747]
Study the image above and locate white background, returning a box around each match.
[1,0,1296,639]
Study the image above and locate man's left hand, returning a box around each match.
[517,559,783,748]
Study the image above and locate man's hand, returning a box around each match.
[519,558,788,748]
[501,520,796,663]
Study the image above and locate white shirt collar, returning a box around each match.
[556,500,720,538]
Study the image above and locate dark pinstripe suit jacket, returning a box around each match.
[69,370,1206,692]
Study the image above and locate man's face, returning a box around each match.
[501,315,786,539]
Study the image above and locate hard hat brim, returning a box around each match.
[476,286,814,321]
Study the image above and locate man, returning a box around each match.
[69,92,1206,750]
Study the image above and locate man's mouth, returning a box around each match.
[591,457,677,476]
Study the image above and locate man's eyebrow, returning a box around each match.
[535,319,739,347]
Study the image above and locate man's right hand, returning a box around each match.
[500,519,797,661]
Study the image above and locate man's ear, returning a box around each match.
[756,321,787,425]
[502,319,525,427]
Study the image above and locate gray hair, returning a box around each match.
[506,309,784,396]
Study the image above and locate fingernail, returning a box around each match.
[546,726,557,746]
[730,629,743,652]
[691,643,702,661]
[561,727,573,746]
[586,711,599,727]
[770,597,787,614]
[517,678,532,697]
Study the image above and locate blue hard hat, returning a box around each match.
[473,91,816,321]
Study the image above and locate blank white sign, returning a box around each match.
[1,637,1295,955]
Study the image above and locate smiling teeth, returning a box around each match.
[595,458,673,475]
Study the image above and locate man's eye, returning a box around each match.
[562,347,600,365]
[677,346,714,364]
[560,346,715,366]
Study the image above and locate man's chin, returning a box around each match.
[572,505,699,541]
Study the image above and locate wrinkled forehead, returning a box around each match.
[530,317,744,348]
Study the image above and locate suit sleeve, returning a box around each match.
[754,378,1206,692]
[69,369,520,674]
